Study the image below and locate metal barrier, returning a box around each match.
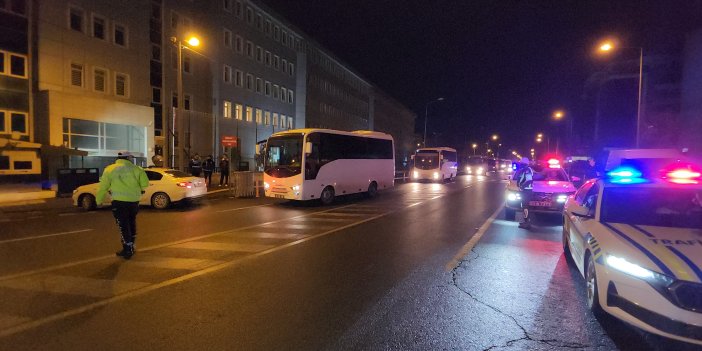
[230,171,264,198]
[394,170,410,182]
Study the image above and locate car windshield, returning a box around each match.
[533,168,568,181]
[601,187,702,228]
[164,170,191,178]
[415,153,439,170]
[264,134,303,178]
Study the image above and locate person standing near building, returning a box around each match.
[219,155,230,186]
[189,154,202,177]
[96,152,149,259]
[202,155,215,186]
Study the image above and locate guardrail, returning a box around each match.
[229,171,264,198]
[394,170,410,182]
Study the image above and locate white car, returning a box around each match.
[563,162,702,345]
[72,168,207,210]
[504,159,577,220]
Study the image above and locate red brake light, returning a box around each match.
[662,163,701,184]
[177,181,193,188]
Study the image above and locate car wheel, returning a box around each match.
[366,182,378,198]
[320,186,335,205]
[505,207,516,221]
[586,253,604,316]
[151,192,171,210]
[79,194,96,211]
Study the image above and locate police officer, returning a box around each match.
[96,152,149,259]
[516,157,535,229]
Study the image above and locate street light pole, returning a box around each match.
[423,97,444,147]
[635,47,643,148]
[175,38,184,170]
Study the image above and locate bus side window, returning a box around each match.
[305,133,321,180]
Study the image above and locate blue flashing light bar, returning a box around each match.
[607,166,643,179]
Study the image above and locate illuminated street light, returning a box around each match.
[537,133,543,138]
[472,143,478,155]
[596,38,644,148]
[491,134,499,141]
[187,36,200,47]
[553,110,564,120]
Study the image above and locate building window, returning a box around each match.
[273,84,279,99]
[273,55,279,70]
[171,11,179,29]
[183,54,191,73]
[255,108,262,124]
[246,41,253,59]
[281,87,287,102]
[114,23,127,47]
[246,74,253,90]
[256,46,263,63]
[281,30,288,45]
[272,113,278,127]
[235,35,243,54]
[10,112,27,134]
[265,81,271,96]
[287,117,293,129]
[223,0,231,12]
[273,25,279,40]
[288,90,293,104]
[69,6,84,32]
[223,65,232,83]
[184,94,191,110]
[265,20,271,35]
[245,106,252,122]
[255,78,262,94]
[289,34,295,49]
[70,63,83,87]
[62,118,145,154]
[264,111,270,125]
[280,114,286,128]
[0,111,4,133]
[4,53,26,78]
[152,87,161,103]
[223,101,232,118]
[235,70,243,87]
[264,51,271,66]
[223,28,232,48]
[93,68,107,92]
[234,0,242,17]
[172,92,178,108]
[255,13,262,31]
[245,7,253,25]
[115,73,128,97]
[282,58,287,74]
[289,62,294,77]
[151,44,161,61]
[92,14,106,40]
[235,104,243,120]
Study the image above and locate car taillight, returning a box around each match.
[177,181,193,189]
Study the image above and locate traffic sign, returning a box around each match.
[222,136,237,147]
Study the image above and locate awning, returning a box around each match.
[40,144,89,156]
[0,137,41,149]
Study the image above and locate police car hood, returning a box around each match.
[532,181,576,193]
[602,222,702,283]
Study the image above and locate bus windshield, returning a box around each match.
[415,153,439,170]
[264,134,304,178]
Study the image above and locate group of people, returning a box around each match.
[188,154,231,186]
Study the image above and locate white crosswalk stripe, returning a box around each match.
[0,274,149,298]
[171,241,274,253]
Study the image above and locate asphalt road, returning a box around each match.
[0,176,697,350]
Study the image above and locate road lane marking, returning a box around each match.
[215,204,272,213]
[0,204,357,283]
[0,183,485,337]
[235,232,309,240]
[130,257,226,271]
[0,229,94,245]
[0,314,31,330]
[0,274,149,299]
[171,241,273,253]
[445,205,504,272]
[291,217,350,223]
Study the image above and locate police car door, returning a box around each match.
[568,182,600,271]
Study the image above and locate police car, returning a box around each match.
[504,159,577,220]
[563,161,702,345]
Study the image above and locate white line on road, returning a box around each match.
[445,205,503,272]
[0,229,94,245]
[215,204,272,213]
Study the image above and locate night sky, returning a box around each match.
[262,0,700,155]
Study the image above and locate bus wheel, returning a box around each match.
[320,186,335,205]
[366,182,378,198]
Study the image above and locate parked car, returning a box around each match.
[72,168,206,210]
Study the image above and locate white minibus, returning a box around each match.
[411,147,458,181]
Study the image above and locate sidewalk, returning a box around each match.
[0,183,56,205]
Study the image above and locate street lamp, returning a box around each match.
[423,97,444,147]
[168,34,201,170]
[472,143,477,155]
[597,39,644,148]
[491,134,498,141]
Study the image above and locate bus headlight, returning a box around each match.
[413,171,419,178]
[466,167,472,173]
[264,182,270,190]
[292,185,300,192]
[477,167,484,174]
[433,172,439,179]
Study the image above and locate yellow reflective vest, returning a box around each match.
[96,159,149,203]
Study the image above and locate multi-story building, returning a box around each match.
[0,0,38,178]
[372,89,416,167]
[33,0,155,176]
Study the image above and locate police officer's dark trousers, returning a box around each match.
[112,200,139,258]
